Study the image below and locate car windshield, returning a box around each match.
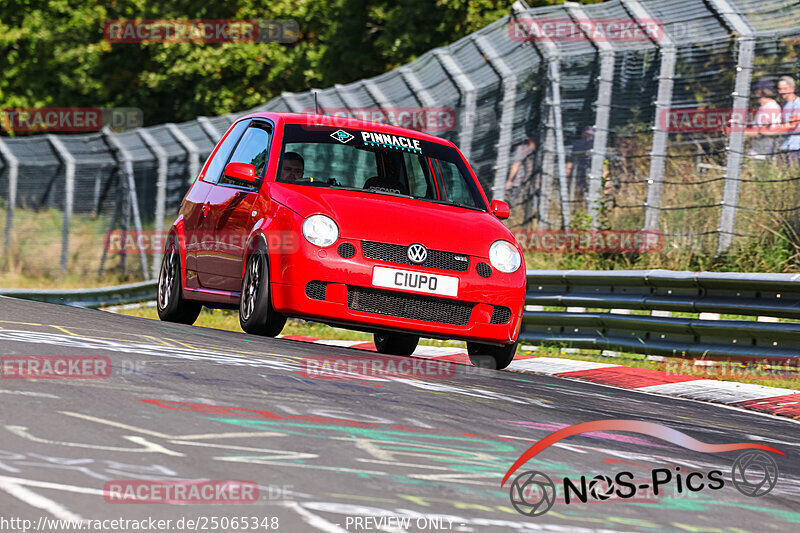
[276,124,487,211]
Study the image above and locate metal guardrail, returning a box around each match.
[522,270,800,360]
[2,270,799,360]
[0,280,157,309]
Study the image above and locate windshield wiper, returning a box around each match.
[418,197,486,212]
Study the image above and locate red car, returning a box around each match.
[157,113,526,369]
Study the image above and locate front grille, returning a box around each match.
[491,306,512,324]
[361,241,469,271]
[347,286,473,325]
[305,281,327,300]
[477,262,492,278]
[338,242,356,258]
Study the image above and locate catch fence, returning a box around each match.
[1,0,800,281]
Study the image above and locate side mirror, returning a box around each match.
[224,162,257,183]
[491,199,510,220]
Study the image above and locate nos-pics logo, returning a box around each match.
[502,420,783,517]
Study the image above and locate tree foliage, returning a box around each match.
[0,0,592,126]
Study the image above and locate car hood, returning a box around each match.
[269,183,517,255]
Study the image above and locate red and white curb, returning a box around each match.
[278,335,800,421]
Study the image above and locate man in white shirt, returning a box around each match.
[505,133,539,211]
[744,79,782,157]
[745,76,800,164]
[776,76,800,164]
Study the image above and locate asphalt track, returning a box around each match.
[0,296,798,532]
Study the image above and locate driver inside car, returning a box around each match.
[279,152,305,182]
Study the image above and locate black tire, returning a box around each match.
[467,341,518,370]
[157,235,202,325]
[374,331,420,356]
[239,249,286,337]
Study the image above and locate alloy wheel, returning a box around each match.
[158,247,176,310]
[242,255,261,321]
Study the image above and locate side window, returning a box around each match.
[438,160,476,206]
[201,120,249,184]
[220,123,272,187]
[402,153,433,198]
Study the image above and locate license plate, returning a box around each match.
[372,266,458,297]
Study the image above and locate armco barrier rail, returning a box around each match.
[3,270,800,360]
[0,280,157,309]
[523,270,800,360]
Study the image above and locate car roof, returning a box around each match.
[238,112,458,148]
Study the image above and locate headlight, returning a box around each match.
[489,240,521,273]
[302,214,339,247]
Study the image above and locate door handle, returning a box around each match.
[201,202,211,218]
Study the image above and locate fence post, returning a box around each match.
[433,49,476,162]
[363,79,397,130]
[166,123,200,189]
[509,8,569,228]
[103,127,150,279]
[399,65,439,135]
[621,0,677,232]
[539,107,557,228]
[549,59,570,229]
[0,138,18,252]
[474,34,518,203]
[337,81,382,119]
[138,129,168,279]
[223,113,239,126]
[399,65,436,108]
[566,3,615,228]
[334,84,375,171]
[334,84,361,114]
[46,135,75,274]
[363,79,394,112]
[281,92,305,113]
[706,0,755,254]
[197,116,222,143]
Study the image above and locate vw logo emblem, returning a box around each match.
[407,243,428,264]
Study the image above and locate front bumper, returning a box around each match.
[269,237,525,344]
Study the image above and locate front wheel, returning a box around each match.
[157,235,202,324]
[467,341,517,370]
[374,331,419,356]
[239,251,286,337]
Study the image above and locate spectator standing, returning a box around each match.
[745,79,782,157]
[505,133,540,216]
[566,125,594,204]
[776,76,800,164]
